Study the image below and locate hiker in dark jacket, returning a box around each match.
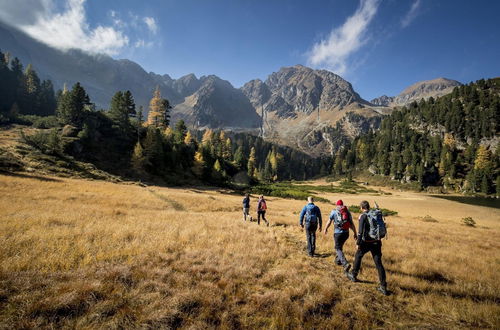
[324,200,357,272]
[346,200,388,295]
[257,195,269,226]
[299,196,322,257]
[242,193,251,221]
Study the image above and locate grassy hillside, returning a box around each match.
[0,174,499,328]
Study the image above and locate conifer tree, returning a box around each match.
[131,141,146,171]
[56,82,90,127]
[147,87,170,128]
[247,147,256,178]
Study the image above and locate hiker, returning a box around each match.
[324,200,357,272]
[242,193,251,221]
[257,195,269,226]
[299,196,322,257]
[346,200,388,295]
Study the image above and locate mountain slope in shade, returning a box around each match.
[371,78,462,107]
[0,22,185,110]
[172,75,262,129]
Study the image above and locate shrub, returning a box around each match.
[348,205,398,216]
[462,217,476,227]
[19,115,59,128]
[21,129,63,156]
[422,215,438,222]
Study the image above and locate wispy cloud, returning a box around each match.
[0,0,158,56]
[143,17,157,34]
[401,0,421,28]
[307,0,380,76]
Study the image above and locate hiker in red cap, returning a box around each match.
[324,199,357,272]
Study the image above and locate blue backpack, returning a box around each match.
[366,209,386,240]
[305,207,318,224]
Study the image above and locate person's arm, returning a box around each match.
[324,212,333,234]
[317,207,322,231]
[299,206,306,227]
[349,211,357,237]
[357,214,366,245]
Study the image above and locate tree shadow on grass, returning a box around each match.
[0,170,62,182]
[386,268,454,284]
[398,285,500,304]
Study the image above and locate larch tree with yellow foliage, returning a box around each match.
[147,87,171,128]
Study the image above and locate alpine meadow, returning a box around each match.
[0,0,499,329]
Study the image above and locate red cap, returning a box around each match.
[336,200,343,206]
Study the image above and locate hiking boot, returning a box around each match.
[345,271,358,282]
[267,222,269,227]
[377,286,389,296]
[343,262,351,272]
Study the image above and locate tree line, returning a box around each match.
[331,78,500,195]
[0,50,56,119]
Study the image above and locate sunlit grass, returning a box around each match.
[0,173,499,328]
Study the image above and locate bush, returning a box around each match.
[21,129,63,155]
[462,217,476,227]
[422,215,438,222]
[348,204,398,216]
[19,115,59,128]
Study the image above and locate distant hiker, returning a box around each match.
[299,196,322,257]
[257,195,269,226]
[242,193,252,221]
[346,200,388,296]
[324,200,357,272]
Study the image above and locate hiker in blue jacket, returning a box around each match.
[299,196,322,257]
[242,193,251,221]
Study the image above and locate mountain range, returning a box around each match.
[0,22,464,155]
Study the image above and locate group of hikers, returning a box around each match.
[242,194,388,296]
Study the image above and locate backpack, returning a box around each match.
[305,207,318,224]
[259,199,267,211]
[333,206,350,230]
[366,209,387,240]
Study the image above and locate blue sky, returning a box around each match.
[1,0,499,100]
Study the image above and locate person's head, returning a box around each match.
[245,193,249,198]
[336,199,344,206]
[260,195,264,200]
[307,196,314,203]
[360,200,370,212]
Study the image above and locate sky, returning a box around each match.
[0,0,499,100]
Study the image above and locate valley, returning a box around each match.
[0,172,498,328]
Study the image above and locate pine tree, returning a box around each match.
[174,120,187,144]
[56,82,90,127]
[192,151,205,177]
[147,87,171,128]
[131,141,146,171]
[108,91,131,130]
[474,145,492,171]
[202,129,213,146]
[247,147,256,178]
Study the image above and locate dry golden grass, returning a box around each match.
[0,172,499,329]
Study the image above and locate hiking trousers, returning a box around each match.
[243,208,250,221]
[257,211,268,225]
[305,222,318,256]
[334,231,349,265]
[352,240,387,287]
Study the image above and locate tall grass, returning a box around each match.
[0,174,499,328]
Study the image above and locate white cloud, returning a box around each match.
[143,16,157,34]
[0,0,158,55]
[307,0,380,76]
[401,0,421,28]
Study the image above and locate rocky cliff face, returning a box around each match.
[242,65,364,118]
[371,78,462,107]
[172,75,261,129]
